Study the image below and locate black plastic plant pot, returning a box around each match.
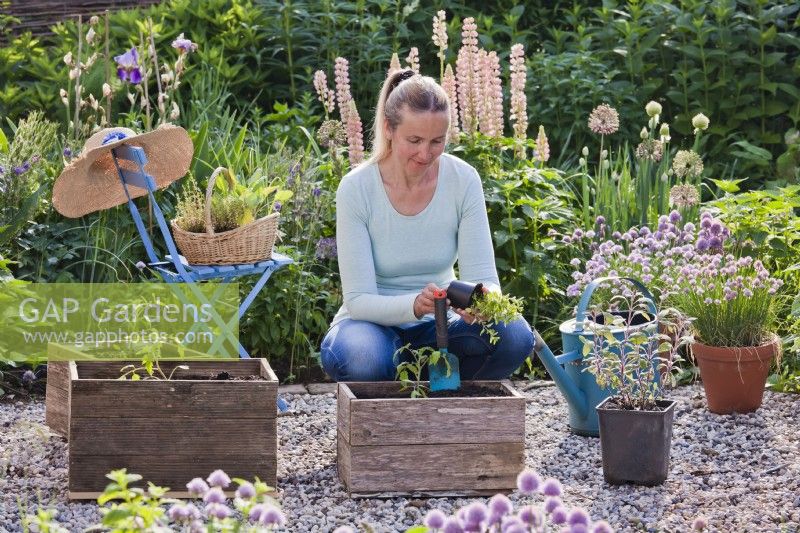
[446,280,484,309]
[596,397,677,486]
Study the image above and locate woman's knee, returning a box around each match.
[320,320,398,381]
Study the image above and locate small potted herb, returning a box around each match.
[447,280,525,345]
[581,296,691,486]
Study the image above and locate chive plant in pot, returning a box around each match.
[581,295,691,486]
[667,240,783,414]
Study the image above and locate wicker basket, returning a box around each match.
[171,167,279,265]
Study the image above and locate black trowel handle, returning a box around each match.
[433,289,448,350]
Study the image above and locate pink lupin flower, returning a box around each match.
[456,17,479,134]
[478,49,503,138]
[334,57,353,124]
[405,47,420,74]
[442,64,460,140]
[346,100,364,166]
[313,70,336,117]
[432,10,448,60]
[509,43,528,158]
[535,125,550,163]
[388,53,401,77]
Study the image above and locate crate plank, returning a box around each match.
[348,395,524,446]
[44,382,70,437]
[69,417,276,456]
[347,441,524,494]
[337,383,356,443]
[74,359,265,379]
[337,429,352,489]
[70,380,276,419]
[69,453,277,496]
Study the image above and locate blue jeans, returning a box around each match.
[320,316,534,381]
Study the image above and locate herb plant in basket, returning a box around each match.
[581,295,691,486]
[171,167,289,265]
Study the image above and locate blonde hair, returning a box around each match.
[369,69,450,163]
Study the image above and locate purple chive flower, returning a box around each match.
[22,370,36,383]
[424,509,447,530]
[518,505,542,526]
[595,215,606,225]
[202,486,226,504]
[135,260,147,271]
[114,47,142,84]
[204,502,231,520]
[273,201,282,212]
[259,506,286,527]
[235,481,256,499]
[463,502,489,529]
[313,186,322,197]
[544,496,562,514]
[63,147,73,158]
[591,521,614,533]
[541,477,562,497]
[488,494,512,518]
[168,504,190,522]
[172,33,198,54]
[442,517,464,533]
[569,524,589,533]
[13,166,26,175]
[206,469,231,488]
[249,503,267,523]
[186,477,209,496]
[551,506,568,525]
[568,508,590,526]
[669,210,681,224]
[516,469,541,495]
[696,238,709,252]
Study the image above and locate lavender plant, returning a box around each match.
[410,468,614,533]
[580,294,693,411]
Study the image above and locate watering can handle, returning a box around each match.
[574,276,657,333]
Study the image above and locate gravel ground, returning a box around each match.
[1,382,799,532]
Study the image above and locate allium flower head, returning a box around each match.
[568,508,590,526]
[544,496,562,514]
[516,469,541,495]
[645,100,662,117]
[202,486,226,504]
[464,501,489,528]
[204,502,231,520]
[488,493,513,518]
[672,150,704,179]
[114,47,142,84]
[669,184,700,208]
[206,469,231,488]
[588,104,619,135]
[235,482,255,500]
[442,516,464,533]
[424,509,446,530]
[551,507,568,525]
[541,477,563,497]
[317,119,347,149]
[22,370,36,383]
[692,113,710,133]
[659,123,670,142]
[172,33,198,54]
[635,139,663,162]
[260,506,286,527]
[186,477,209,496]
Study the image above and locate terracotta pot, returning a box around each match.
[691,335,779,414]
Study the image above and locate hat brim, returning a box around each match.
[53,124,194,218]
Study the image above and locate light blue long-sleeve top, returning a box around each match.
[331,152,500,327]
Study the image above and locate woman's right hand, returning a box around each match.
[413,283,445,319]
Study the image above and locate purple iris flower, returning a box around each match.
[172,33,198,54]
[114,47,142,84]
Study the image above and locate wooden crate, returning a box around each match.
[56,358,277,500]
[337,381,526,498]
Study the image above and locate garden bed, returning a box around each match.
[337,380,525,498]
[45,357,278,499]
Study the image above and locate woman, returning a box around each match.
[321,69,534,382]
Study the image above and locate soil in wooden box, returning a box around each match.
[65,358,277,499]
[337,380,526,498]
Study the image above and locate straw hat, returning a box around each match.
[53,123,193,218]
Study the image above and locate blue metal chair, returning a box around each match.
[110,143,292,359]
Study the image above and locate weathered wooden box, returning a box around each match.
[46,357,277,499]
[337,381,526,498]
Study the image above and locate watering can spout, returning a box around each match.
[532,329,589,419]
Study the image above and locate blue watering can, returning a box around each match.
[533,277,659,436]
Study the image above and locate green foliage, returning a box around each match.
[466,290,525,345]
[580,299,691,410]
[394,344,450,398]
